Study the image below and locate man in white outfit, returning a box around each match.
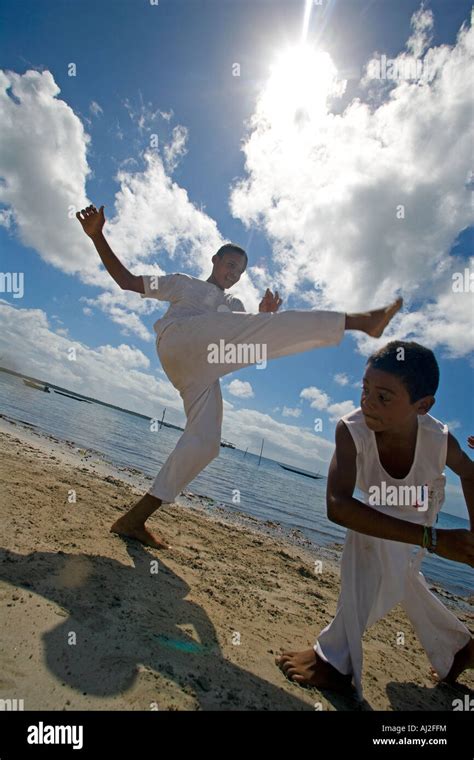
[77,204,402,549]
[276,341,474,695]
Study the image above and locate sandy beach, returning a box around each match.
[0,414,472,711]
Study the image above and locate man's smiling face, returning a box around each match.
[211,251,246,290]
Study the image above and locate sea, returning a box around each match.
[0,370,472,600]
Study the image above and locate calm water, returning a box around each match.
[0,371,472,599]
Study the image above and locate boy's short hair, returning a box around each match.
[367,341,439,403]
[215,243,248,270]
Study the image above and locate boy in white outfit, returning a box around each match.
[77,204,402,549]
[277,341,474,696]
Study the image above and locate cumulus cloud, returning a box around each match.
[0,69,93,274]
[300,386,330,410]
[0,69,261,343]
[300,385,356,422]
[0,301,185,420]
[326,400,356,421]
[225,379,254,398]
[406,6,434,58]
[229,7,474,356]
[220,406,335,467]
[334,372,349,386]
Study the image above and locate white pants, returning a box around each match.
[147,309,345,502]
[315,530,471,698]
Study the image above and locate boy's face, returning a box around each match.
[360,366,434,432]
[211,251,246,289]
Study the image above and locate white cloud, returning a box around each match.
[0,301,182,419]
[353,267,474,358]
[0,69,262,344]
[80,288,153,342]
[89,100,103,117]
[225,379,254,398]
[334,372,349,386]
[0,208,13,228]
[220,406,335,468]
[300,386,330,410]
[282,406,301,418]
[300,385,356,422]
[164,125,188,173]
[406,6,434,58]
[0,69,93,275]
[327,400,356,422]
[229,8,474,357]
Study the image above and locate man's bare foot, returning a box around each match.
[431,638,474,685]
[346,297,403,338]
[276,648,353,693]
[110,516,170,549]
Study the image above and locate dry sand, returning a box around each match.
[0,415,472,711]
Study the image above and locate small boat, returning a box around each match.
[220,440,236,449]
[53,390,92,403]
[279,463,323,479]
[23,379,50,392]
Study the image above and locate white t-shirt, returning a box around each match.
[140,272,246,340]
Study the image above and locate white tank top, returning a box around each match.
[342,407,447,528]
[316,408,451,698]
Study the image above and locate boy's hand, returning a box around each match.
[259,288,282,313]
[436,529,474,567]
[76,204,105,239]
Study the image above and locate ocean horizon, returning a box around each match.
[0,370,472,600]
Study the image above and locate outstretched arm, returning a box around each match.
[76,204,144,293]
[326,421,474,566]
[446,432,474,530]
[259,289,282,313]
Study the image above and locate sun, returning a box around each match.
[261,44,339,124]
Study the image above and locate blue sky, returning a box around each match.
[0,0,472,517]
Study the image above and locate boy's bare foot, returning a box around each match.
[431,638,474,684]
[346,297,403,338]
[276,648,353,693]
[110,516,170,549]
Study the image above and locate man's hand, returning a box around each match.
[259,288,282,313]
[76,204,105,239]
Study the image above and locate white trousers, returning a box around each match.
[147,309,345,502]
[315,530,471,698]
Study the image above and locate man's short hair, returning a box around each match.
[215,243,248,270]
[367,341,439,402]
